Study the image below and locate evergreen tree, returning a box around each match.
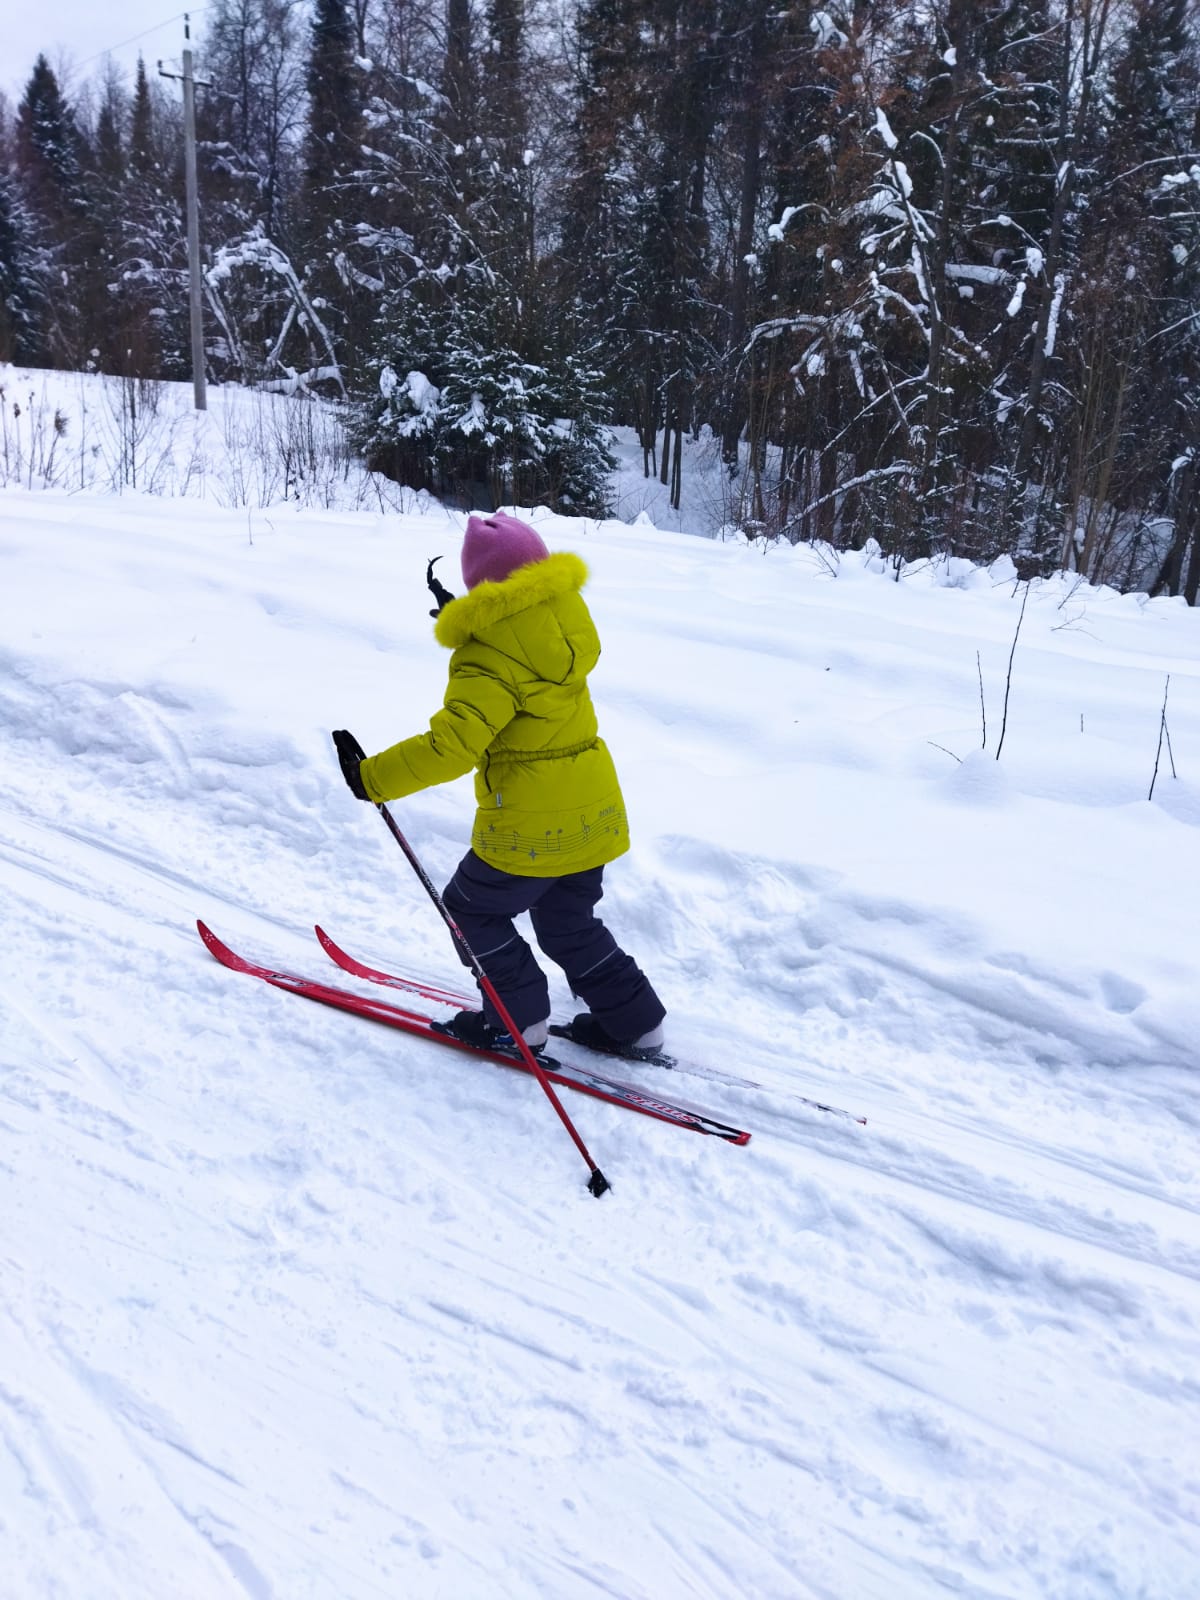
[304,0,359,200]
[889,0,1062,560]
[117,59,190,378]
[16,57,83,222]
[80,71,131,372]
[744,5,862,541]
[129,56,156,177]
[1094,0,1200,593]
[299,0,365,382]
[749,9,907,548]
[14,55,89,364]
[360,286,614,514]
[441,0,475,150]
[482,0,525,149]
[92,88,125,190]
[558,0,722,506]
[355,0,613,512]
[1007,1,1113,499]
[0,167,43,362]
[479,0,534,271]
[713,0,778,470]
[557,0,643,373]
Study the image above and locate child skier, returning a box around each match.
[332,511,666,1060]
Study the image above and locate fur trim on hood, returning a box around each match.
[434,551,588,649]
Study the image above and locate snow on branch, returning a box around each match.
[1044,274,1067,359]
[945,264,1014,288]
[810,10,847,49]
[207,234,346,396]
[874,108,899,152]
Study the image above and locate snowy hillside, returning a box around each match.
[0,363,727,534]
[2,467,1200,1598]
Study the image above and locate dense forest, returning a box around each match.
[1,1,1198,595]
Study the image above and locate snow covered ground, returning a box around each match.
[2,376,1200,1598]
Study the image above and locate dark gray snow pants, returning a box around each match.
[442,850,666,1042]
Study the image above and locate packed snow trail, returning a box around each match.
[2,478,1199,1599]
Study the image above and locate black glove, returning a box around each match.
[332,729,370,802]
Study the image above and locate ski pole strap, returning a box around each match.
[426,556,456,616]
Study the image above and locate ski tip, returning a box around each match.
[196,920,252,973]
[314,923,370,974]
[314,925,347,963]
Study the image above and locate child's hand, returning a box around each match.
[332,729,370,801]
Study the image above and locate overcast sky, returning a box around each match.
[3,2,204,105]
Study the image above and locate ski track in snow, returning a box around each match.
[2,479,1199,1599]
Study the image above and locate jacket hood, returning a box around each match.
[434,550,588,649]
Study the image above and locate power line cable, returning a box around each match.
[72,6,212,76]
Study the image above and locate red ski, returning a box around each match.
[315,926,865,1127]
[197,921,751,1145]
[315,924,473,1008]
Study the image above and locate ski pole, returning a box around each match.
[341,744,610,1197]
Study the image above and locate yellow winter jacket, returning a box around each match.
[359,551,630,877]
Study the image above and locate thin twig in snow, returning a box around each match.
[1149,675,1175,800]
[994,582,1030,762]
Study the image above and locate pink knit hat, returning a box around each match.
[461,511,550,589]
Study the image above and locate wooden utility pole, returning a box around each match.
[159,17,210,411]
